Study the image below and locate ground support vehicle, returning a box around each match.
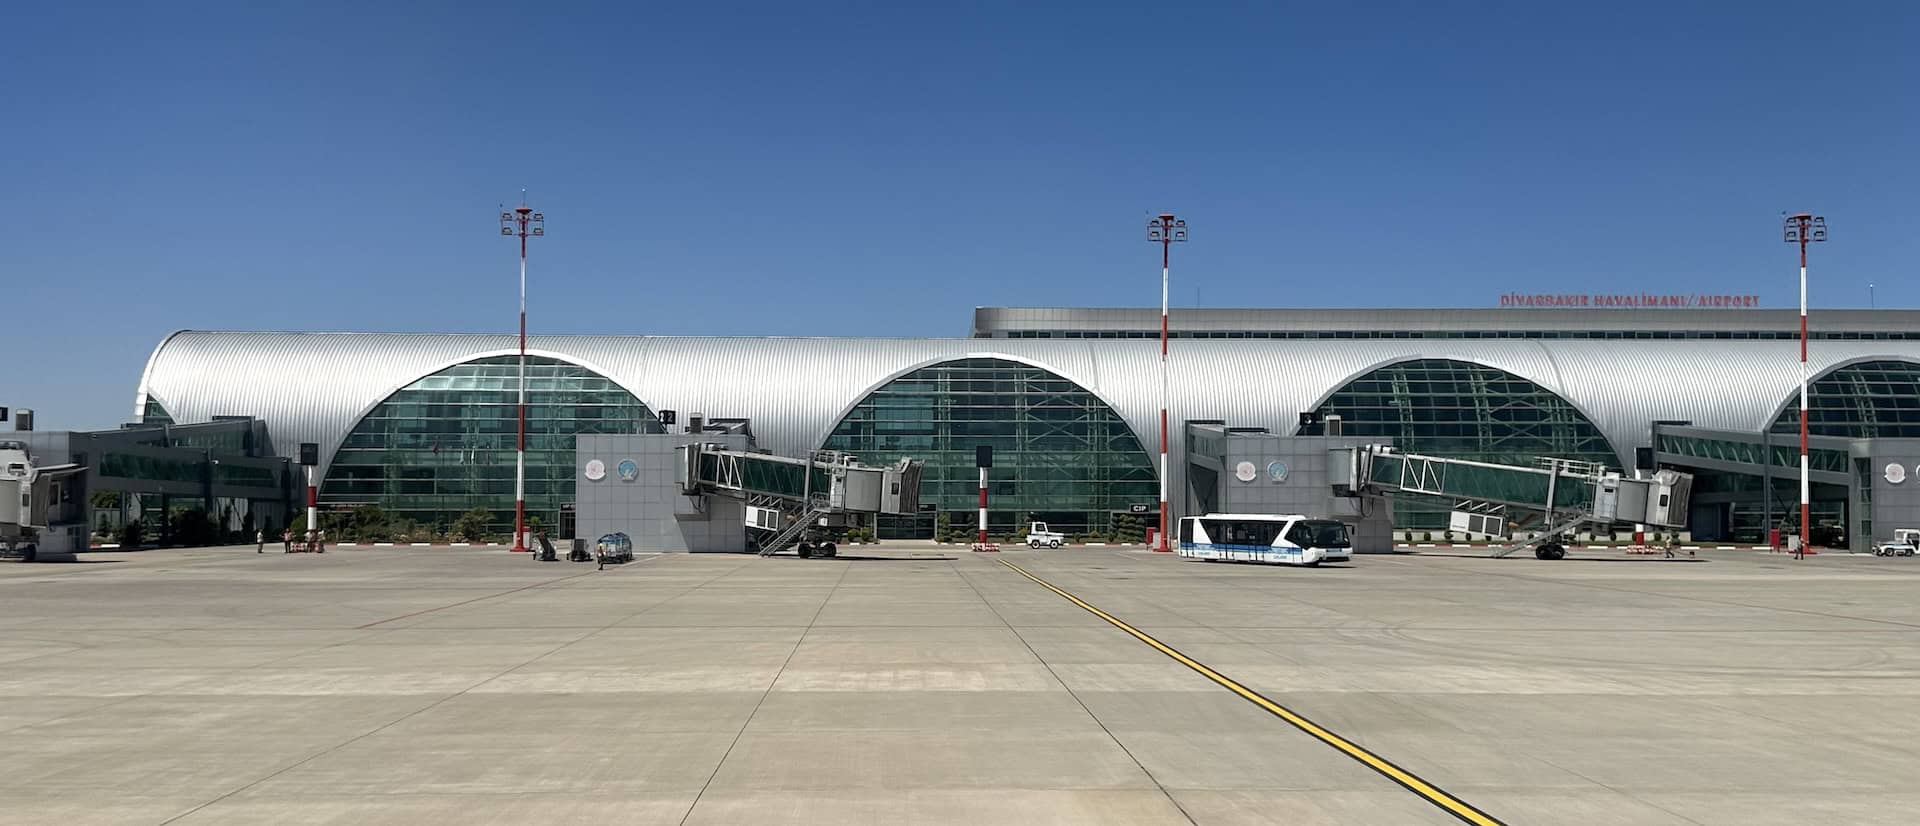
[594,533,634,569]
[1177,514,1353,566]
[1025,522,1064,549]
[1874,541,1914,557]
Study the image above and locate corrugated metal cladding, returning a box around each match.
[137,330,1920,499]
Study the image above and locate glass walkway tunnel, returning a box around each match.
[1652,424,1859,547]
[1652,360,1920,549]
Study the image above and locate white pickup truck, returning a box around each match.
[1025,521,1065,549]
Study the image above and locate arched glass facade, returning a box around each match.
[1298,359,1617,528]
[821,358,1157,538]
[1772,360,1920,439]
[321,356,661,531]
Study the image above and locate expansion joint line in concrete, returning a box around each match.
[997,559,1507,826]
[355,556,661,629]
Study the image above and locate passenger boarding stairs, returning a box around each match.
[1335,445,1692,559]
[757,494,833,557]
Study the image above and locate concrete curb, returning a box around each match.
[334,542,512,549]
[1394,544,1799,552]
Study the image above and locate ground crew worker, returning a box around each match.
[282,529,292,553]
[256,529,264,554]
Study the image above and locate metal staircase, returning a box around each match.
[758,494,832,557]
[1490,508,1592,559]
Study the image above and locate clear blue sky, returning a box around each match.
[5,1,1916,429]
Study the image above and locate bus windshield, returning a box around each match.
[1291,520,1351,548]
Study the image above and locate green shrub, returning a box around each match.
[452,507,493,542]
[349,504,393,542]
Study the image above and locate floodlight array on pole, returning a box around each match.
[500,199,545,552]
[1783,213,1826,555]
[1147,214,1187,552]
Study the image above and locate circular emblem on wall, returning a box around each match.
[584,459,606,481]
[1886,463,1907,484]
[1234,461,1257,483]
[1268,461,1290,483]
[617,459,640,482]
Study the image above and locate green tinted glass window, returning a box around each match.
[822,358,1156,537]
[142,399,175,425]
[1772,360,1920,439]
[1300,359,1618,528]
[320,356,660,531]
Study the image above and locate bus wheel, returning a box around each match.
[820,543,836,558]
[1304,560,1320,567]
[1536,544,1565,560]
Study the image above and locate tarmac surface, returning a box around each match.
[3,544,1918,825]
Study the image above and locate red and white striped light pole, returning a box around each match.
[500,199,544,553]
[978,467,989,546]
[975,446,995,551]
[1147,214,1187,552]
[1784,213,1826,555]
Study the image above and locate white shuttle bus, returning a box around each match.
[1177,513,1353,566]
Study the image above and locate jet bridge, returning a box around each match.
[1333,445,1693,559]
[1,441,87,562]
[678,443,922,557]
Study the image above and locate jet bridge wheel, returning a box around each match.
[1535,543,1566,560]
[796,543,813,559]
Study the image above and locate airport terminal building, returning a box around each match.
[122,307,1920,550]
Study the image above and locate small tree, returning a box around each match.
[1109,513,1144,544]
[452,507,493,542]
[935,511,953,543]
[89,489,123,510]
[119,522,144,549]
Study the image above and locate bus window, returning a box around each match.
[1288,520,1351,548]
[1207,519,1279,547]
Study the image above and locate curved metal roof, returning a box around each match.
[137,331,1920,495]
